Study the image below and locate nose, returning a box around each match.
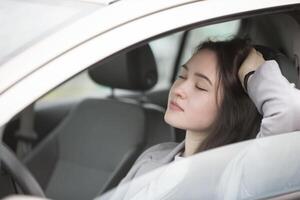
[173,81,188,99]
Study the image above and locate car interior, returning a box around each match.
[1,7,300,200]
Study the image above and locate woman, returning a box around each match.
[108,38,300,199]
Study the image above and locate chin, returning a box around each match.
[164,111,212,132]
[164,112,187,130]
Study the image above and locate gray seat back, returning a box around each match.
[23,44,175,200]
[255,45,299,88]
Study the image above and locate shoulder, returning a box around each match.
[117,142,182,186]
[136,142,179,162]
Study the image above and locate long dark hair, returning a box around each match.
[195,38,262,152]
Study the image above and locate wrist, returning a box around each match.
[243,71,255,92]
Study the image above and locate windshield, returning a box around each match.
[97,131,300,200]
[0,0,104,66]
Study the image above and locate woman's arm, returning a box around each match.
[247,60,300,137]
[239,49,300,137]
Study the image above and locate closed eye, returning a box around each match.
[178,75,187,79]
[195,85,207,91]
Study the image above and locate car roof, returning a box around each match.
[0,0,145,67]
[0,0,105,66]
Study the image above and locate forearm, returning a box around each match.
[247,60,300,137]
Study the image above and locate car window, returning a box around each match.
[2,2,300,199]
[36,32,183,105]
[149,32,183,90]
[37,20,240,105]
[180,20,241,67]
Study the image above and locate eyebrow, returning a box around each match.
[182,64,213,86]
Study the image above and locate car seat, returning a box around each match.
[22,44,175,200]
[255,45,299,88]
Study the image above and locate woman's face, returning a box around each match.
[164,49,222,133]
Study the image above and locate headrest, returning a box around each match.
[255,45,299,86]
[88,44,158,91]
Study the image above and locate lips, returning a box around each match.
[169,100,184,112]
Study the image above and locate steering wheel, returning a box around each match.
[0,142,45,197]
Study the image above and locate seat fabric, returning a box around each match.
[23,44,175,200]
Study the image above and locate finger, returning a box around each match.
[251,48,258,55]
[256,51,263,58]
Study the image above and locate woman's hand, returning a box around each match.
[238,48,266,90]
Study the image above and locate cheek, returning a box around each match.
[164,84,222,131]
[187,95,219,128]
